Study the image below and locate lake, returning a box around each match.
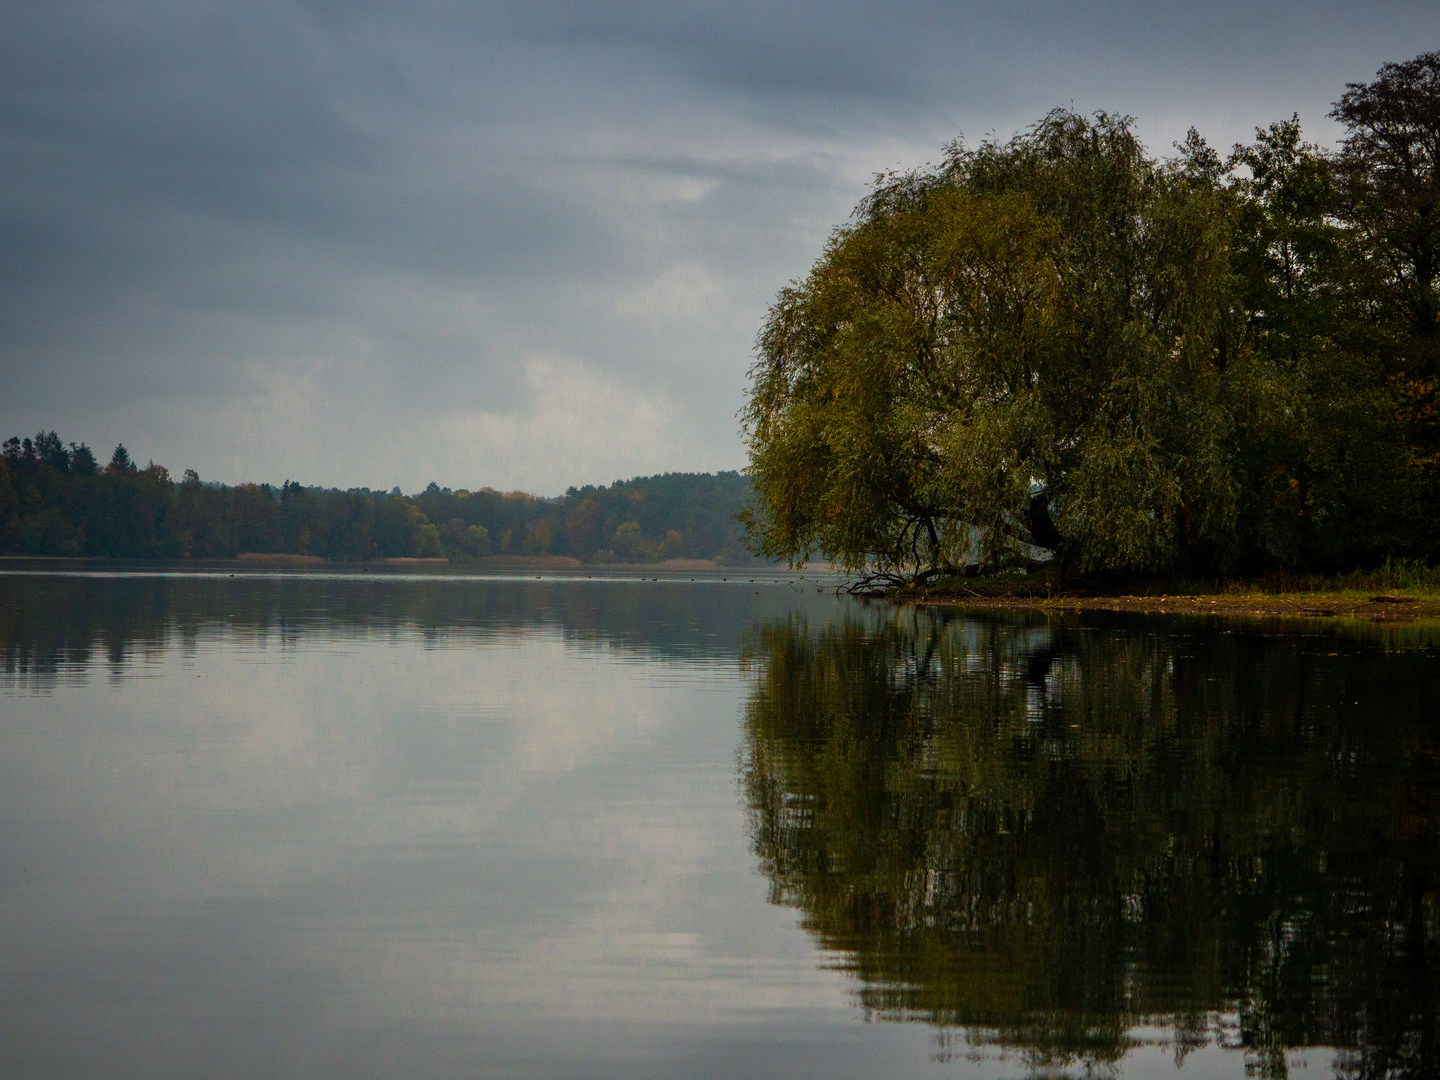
[1,570,1435,1079]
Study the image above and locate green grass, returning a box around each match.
[1172,557,1440,600]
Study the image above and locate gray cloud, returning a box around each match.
[2,0,1437,491]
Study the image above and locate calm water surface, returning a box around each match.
[1,572,1435,1079]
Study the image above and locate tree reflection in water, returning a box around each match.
[740,609,1440,1078]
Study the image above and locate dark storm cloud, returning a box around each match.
[2,0,1437,490]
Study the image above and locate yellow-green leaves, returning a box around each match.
[743,111,1237,578]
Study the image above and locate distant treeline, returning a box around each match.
[0,432,757,564]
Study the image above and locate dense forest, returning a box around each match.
[0,433,755,564]
[744,53,1440,582]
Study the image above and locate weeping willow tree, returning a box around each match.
[741,110,1240,582]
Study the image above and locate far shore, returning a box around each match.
[0,553,806,574]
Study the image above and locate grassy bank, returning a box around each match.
[884,559,1440,622]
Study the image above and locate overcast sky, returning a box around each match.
[2,2,1436,493]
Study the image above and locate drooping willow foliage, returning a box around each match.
[743,54,1440,581]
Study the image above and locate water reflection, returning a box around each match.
[0,571,831,691]
[7,573,1438,1078]
[741,608,1440,1078]
[5,572,925,1080]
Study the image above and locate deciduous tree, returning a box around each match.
[743,111,1237,580]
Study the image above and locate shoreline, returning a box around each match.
[0,554,822,578]
[0,553,750,573]
[892,588,1440,623]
